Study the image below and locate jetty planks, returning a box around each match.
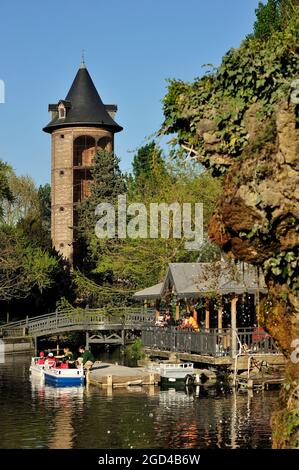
[88,362,160,388]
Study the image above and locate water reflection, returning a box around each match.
[0,354,278,449]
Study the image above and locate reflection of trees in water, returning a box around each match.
[152,388,279,449]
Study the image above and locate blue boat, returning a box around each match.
[44,365,85,386]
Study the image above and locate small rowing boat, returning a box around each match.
[29,357,85,386]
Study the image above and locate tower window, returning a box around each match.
[58,106,66,119]
[59,242,64,248]
[59,206,64,212]
[60,134,64,139]
[59,170,64,176]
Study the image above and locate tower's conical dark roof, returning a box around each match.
[43,64,122,134]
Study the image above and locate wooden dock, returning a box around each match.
[235,373,285,390]
[145,348,286,370]
[88,362,160,388]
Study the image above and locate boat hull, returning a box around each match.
[44,373,85,387]
[44,367,85,387]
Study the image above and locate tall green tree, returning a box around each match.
[0,161,13,220]
[253,0,283,39]
[253,0,299,39]
[76,150,126,274]
[130,141,167,195]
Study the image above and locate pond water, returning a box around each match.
[0,354,280,449]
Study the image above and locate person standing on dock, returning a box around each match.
[77,346,95,369]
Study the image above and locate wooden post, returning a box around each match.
[205,308,210,331]
[121,329,125,346]
[34,336,37,357]
[144,300,148,315]
[107,375,113,388]
[218,306,223,333]
[231,295,238,357]
[192,307,198,322]
[186,301,190,313]
[155,299,160,321]
[56,336,60,355]
[6,312,9,324]
[149,373,155,385]
[175,300,180,321]
[86,331,89,349]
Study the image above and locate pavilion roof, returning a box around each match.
[133,260,267,300]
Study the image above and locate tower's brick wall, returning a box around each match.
[51,126,113,262]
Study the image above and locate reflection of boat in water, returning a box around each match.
[30,374,84,449]
[29,357,85,386]
[30,374,85,399]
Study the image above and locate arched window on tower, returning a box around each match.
[97,136,112,152]
[73,136,96,206]
[73,136,96,167]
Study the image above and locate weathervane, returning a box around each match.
[80,49,86,68]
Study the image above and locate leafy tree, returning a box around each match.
[0,226,58,304]
[38,183,51,231]
[253,0,283,39]
[130,141,167,195]
[253,0,299,39]
[1,172,39,226]
[76,150,126,273]
[0,160,13,220]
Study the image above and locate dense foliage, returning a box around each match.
[74,146,221,307]
[161,2,299,175]
[0,163,71,320]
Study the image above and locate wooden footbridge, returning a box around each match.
[0,308,155,350]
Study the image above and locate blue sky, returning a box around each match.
[0,0,261,185]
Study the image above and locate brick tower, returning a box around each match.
[43,61,122,262]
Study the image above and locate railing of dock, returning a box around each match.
[237,327,279,355]
[0,308,156,338]
[141,326,281,357]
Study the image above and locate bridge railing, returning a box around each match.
[0,308,155,338]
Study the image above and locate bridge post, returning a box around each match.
[86,331,89,349]
[56,335,60,355]
[33,336,37,356]
[121,329,125,346]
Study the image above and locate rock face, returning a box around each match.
[208,101,299,448]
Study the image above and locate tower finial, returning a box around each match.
[80,49,86,69]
